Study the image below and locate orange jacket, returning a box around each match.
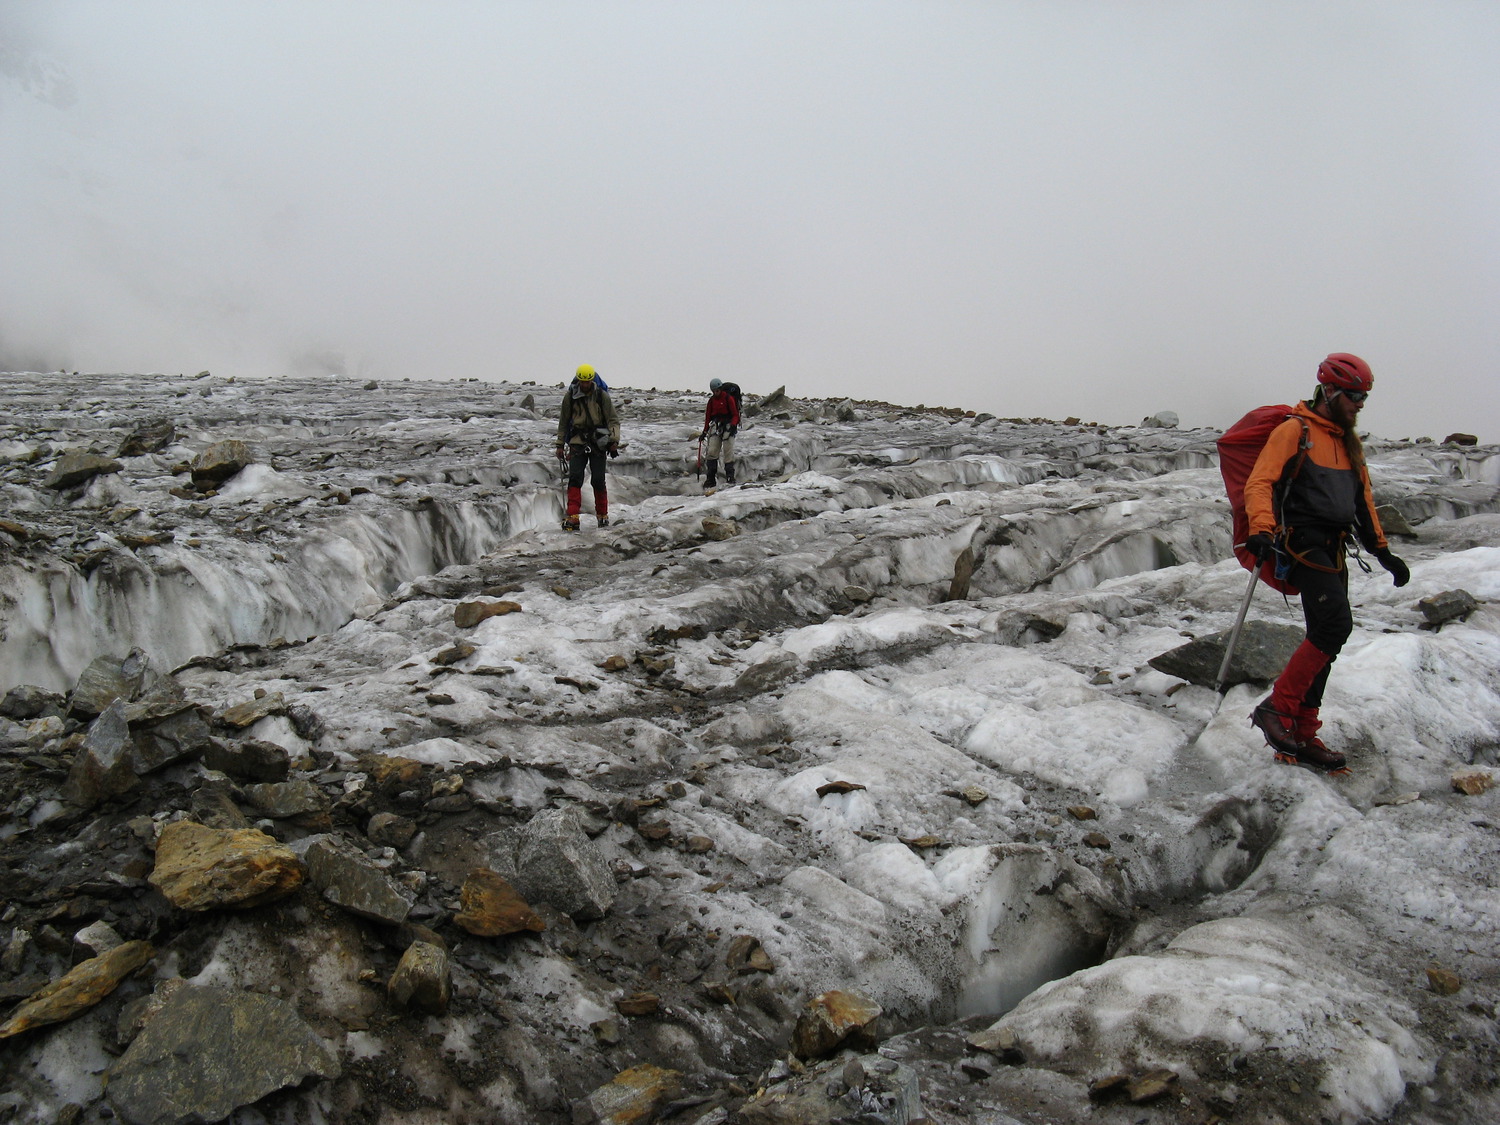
[1244,401,1386,549]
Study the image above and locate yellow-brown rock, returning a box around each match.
[452,868,546,937]
[367,755,424,792]
[725,934,775,974]
[792,989,883,1058]
[149,821,305,911]
[1451,769,1494,796]
[0,940,154,1039]
[388,941,451,1014]
[1427,967,1462,995]
[614,992,660,1017]
[218,692,286,729]
[581,1064,683,1125]
[454,599,522,628]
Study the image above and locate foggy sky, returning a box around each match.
[2,2,1497,439]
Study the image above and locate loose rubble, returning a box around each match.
[1,371,1498,1124]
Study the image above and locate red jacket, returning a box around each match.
[1244,401,1387,549]
[703,389,740,431]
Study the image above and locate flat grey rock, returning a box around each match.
[1148,620,1304,688]
[108,984,340,1125]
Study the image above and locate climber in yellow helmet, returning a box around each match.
[556,365,620,530]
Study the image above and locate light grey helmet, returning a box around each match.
[710,378,723,391]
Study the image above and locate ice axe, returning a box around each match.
[1211,562,1262,705]
[1183,562,1261,750]
[695,435,704,481]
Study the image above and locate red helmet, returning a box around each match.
[1317,353,1373,392]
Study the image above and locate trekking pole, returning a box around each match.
[1211,563,1261,702]
[696,436,703,482]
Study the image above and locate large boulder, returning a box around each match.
[387,941,451,1014]
[0,685,66,721]
[241,779,330,821]
[148,821,305,910]
[303,834,415,924]
[745,385,785,418]
[1376,503,1417,537]
[128,702,211,773]
[577,1064,684,1125]
[1147,621,1304,688]
[792,990,883,1059]
[43,451,121,489]
[60,700,140,809]
[201,736,291,782]
[117,418,176,456]
[1418,589,1478,626]
[513,806,616,921]
[453,867,546,937]
[70,649,151,718]
[190,439,253,486]
[107,983,340,1125]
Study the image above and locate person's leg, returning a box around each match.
[564,447,584,526]
[704,431,721,487]
[589,447,608,523]
[722,432,736,483]
[1291,561,1352,747]
[1254,535,1350,765]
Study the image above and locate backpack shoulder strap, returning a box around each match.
[1271,417,1313,523]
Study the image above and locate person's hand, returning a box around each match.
[700,429,708,440]
[555,445,567,462]
[1375,548,1410,587]
[1244,532,1275,563]
[727,425,737,436]
[607,443,619,459]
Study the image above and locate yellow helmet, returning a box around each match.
[575,364,596,381]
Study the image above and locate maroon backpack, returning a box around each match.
[1217,405,1311,595]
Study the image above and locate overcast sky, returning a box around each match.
[2,2,1496,439]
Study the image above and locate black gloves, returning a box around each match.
[1244,532,1275,563]
[555,445,567,462]
[727,425,738,436]
[606,443,619,459]
[1375,548,1410,587]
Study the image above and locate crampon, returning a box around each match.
[1272,748,1351,777]
[1253,700,1349,776]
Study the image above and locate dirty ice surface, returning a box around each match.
[2,370,1499,1124]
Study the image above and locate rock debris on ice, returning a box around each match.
[0,370,1498,1124]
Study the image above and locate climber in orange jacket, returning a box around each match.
[1242,353,1409,772]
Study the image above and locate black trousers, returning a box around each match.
[1284,526,1353,709]
[567,443,608,491]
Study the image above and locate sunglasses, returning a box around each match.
[1336,389,1368,403]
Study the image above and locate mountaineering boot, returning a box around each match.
[1288,733,1347,772]
[1252,698,1348,773]
[1291,706,1347,771]
[704,459,718,490]
[1255,640,1338,768]
[724,461,736,485]
[594,489,608,526]
[563,485,582,531]
[1250,698,1302,757]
